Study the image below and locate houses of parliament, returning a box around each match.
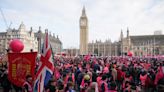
[79,7,164,56]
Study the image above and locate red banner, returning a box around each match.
[8,52,37,87]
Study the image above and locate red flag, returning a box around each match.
[8,52,37,87]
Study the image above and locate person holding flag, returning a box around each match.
[34,29,54,92]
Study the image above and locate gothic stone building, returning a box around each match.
[119,28,164,56]
[35,28,62,54]
[88,40,119,56]
[88,28,164,56]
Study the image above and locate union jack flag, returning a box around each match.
[34,30,54,92]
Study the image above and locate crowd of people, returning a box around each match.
[0,56,164,92]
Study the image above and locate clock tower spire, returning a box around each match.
[79,6,88,55]
[82,6,86,17]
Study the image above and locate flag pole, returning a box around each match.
[148,40,149,56]
[104,42,105,56]
[153,37,155,56]
[97,42,99,56]
[110,39,112,56]
[92,40,94,55]
[151,39,152,57]
[143,42,144,56]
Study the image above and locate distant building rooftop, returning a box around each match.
[130,35,164,45]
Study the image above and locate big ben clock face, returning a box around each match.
[81,20,86,26]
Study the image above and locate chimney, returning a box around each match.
[30,27,33,31]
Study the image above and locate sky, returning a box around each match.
[0,0,164,49]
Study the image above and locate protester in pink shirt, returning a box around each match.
[140,72,147,86]
[98,75,108,92]
[154,65,164,85]
[139,69,147,92]
[123,72,132,86]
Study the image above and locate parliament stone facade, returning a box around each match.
[88,28,164,56]
[119,29,164,56]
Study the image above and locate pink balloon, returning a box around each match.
[128,51,133,56]
[9,39,24,52]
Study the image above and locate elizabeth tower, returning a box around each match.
[79,7,88,55]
